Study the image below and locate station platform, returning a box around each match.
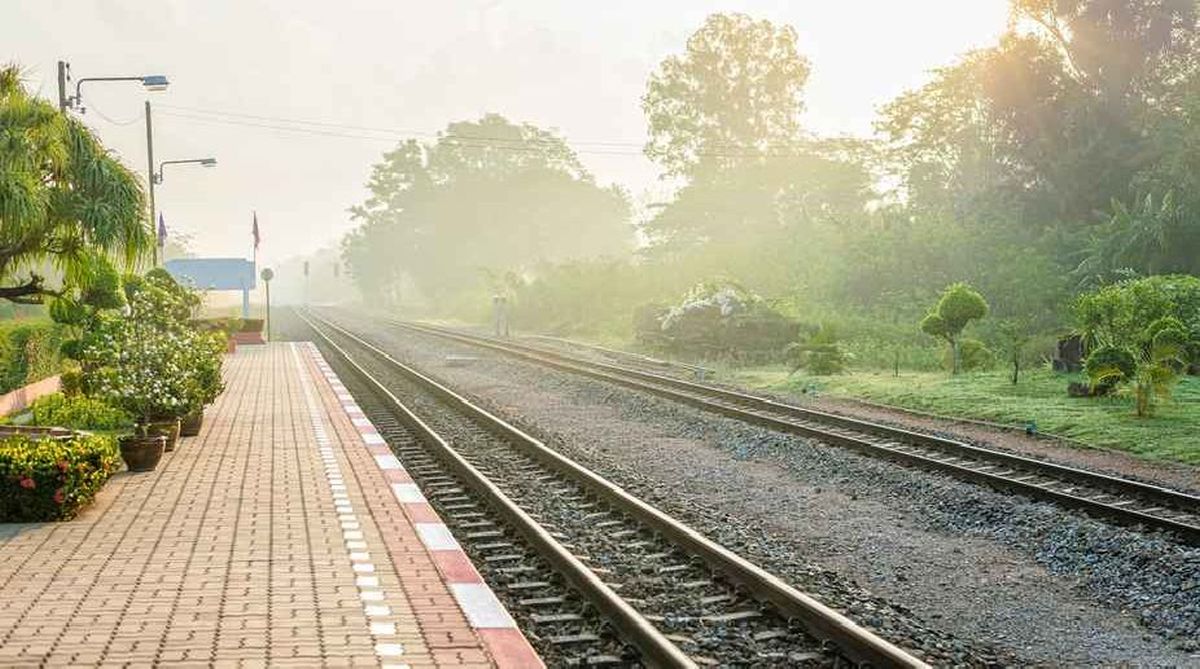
[0,343,540,668]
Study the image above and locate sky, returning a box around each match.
[4,0,1010,269]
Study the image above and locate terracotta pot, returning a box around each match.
[226,337,238,354]
[180,410,204,437]
[144,419,181,452]
[118,434,166,472]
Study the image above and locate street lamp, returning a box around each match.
[154,158,217,184]
[56,60,172,266]
[56,61,169,112]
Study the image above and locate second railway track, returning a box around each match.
[330,311,1200,545]
[296,310,927,668]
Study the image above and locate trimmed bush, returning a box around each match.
[0,434,119,521]
[0,321,65,394]
[27,393,132,431]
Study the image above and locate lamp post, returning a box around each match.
[152,157,217,264]
[57,61,170,266]
[154,158,218,184]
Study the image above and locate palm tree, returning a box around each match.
[0,64,151,304]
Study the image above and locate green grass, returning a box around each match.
[726,365,1200,465]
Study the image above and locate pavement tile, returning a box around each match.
[0,344,501,667]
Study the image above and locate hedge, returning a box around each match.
[0,321,65,395]
[27,393,133,431]
[0,434,119,522]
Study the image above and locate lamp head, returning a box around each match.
[141,75,169,92]
[200,158,217,168]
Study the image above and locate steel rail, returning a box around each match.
[375,317,1200,545]
[303,310,928,669]
[298,312,695,668]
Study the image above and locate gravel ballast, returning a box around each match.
[295,310,1200,665]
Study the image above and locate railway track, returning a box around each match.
[296,310,927,668]
[337,312,1200,546]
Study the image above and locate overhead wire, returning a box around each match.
[156,103,832,159]
[79,94,145,126]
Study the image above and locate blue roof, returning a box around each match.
[164,258,256,291]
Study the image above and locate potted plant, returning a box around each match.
[180,331,226,437]
[79,305,197,466]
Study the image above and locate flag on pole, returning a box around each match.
[157,212,167,249]
[252,211,261,250]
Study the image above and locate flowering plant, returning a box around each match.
[74,269,226,427]
[80,310,196,425]
[0,434,119,521]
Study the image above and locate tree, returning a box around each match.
[0,65,151,304]
[1085,318,1188,417]
[642,13,811,178]
[1075,191,1200,283]
[343,114,632,309]
[921,283,989,374]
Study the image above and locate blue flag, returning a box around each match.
[157,212,167,248]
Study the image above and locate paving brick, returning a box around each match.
[0,344,508,667]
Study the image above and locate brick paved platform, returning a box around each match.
[0,343,538,668]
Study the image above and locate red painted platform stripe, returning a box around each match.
[304,343,544,669]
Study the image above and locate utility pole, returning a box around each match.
[57,61,69,111]
[145,100,157,266]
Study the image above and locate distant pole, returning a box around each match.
[145,100,158,266]
[57,61,69,111]
[260,267,275,342]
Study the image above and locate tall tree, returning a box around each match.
[343,114,631,307]
[642,13,811,178]
[0,65,151,304]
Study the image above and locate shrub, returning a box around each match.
[941,337,995,372]
[1074,274,1200,364]
[786,324,852,375]
[27,393,132,431]
[655,280,799,361]
[0,321,66,394]
[0,434,119,521]
[81,271,225,423]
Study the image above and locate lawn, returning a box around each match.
[727,365,1200,465]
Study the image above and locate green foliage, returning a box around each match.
[27,393,132,431]
[343,114,632,309]
[1076,192,1200,282]
[0,65,152,304]
[0,321,65,394]
[1073,274,1200,358]
[1084,318,1190,418]
[786,324,851,375]
[79,271,224,423]
[642,12,811,178]
[921,283,989,374]
[752,366,1200,463]
[943,337,995,373]
[0,433,119,521]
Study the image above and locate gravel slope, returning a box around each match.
[294,309,1200,666]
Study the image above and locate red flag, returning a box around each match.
[252,211,261,249]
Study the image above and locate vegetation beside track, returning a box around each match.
[730,365,1200,465]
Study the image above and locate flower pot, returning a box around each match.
[118,434,166,472]
[180,410,204,437]
[144,419,181,452]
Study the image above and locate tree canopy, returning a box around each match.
[0,65,151,304]
[342,114,631,307]
[642,13,811,178]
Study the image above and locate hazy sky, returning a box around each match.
[5,1,1009,267]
